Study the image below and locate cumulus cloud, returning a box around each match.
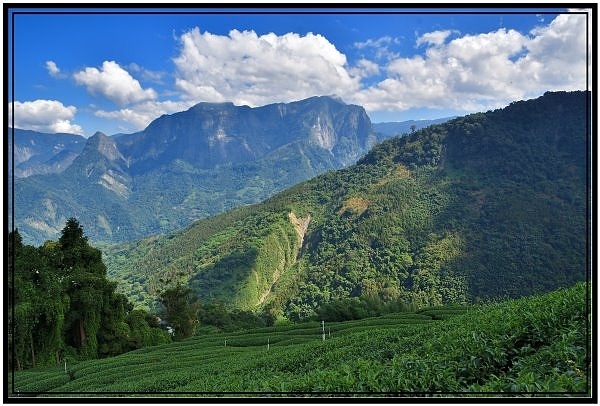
[416,30,456,47]
[81,13,588,132]
[173,28,360,107]
[526,11,590,89]
[45,60,61,77]
[8,99,84,134]
[349,58,380,79]
[353,13,588,113]
[95,100,195,131]
[74,60,158,106]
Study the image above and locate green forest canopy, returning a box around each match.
[8,219,171,370]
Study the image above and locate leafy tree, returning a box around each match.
[58,218,110,357]
[159,284,200,340]
[126,310,170,349]
[9,219,170,370]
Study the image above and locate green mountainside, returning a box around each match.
[104,91,589,319]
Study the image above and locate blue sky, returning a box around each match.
[7,6,591,137]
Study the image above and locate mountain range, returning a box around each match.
[10,96,407,245]
[102,91,590,318]
[372,117,455,137]
[8,129,86,178]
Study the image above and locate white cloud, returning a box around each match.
[354,36,400,61]
[73,60,158,106]
[352,13,588,114]
[128,63,166,84]
[416,30,456,47]
[95,100,195,131]
[83,13,589,133]
[45,60,61,77]
[349,58,380,79]
[8,99,84,135]
[525,12,590,89]
[355,36,398,49]
[173,28,360,107]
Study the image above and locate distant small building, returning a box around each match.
[156,317,175,336]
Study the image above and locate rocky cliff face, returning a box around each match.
[116,96,376,174]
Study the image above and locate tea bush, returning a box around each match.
[9,283,589,398]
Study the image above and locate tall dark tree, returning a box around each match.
[8,229,21,313]
[58,218,108,357]
[59,217,86,249]
[159,284,200,340]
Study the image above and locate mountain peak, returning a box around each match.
[91,131,108,138]
[102,90,588,315]
[188,101,237,112]
[313,94,346,104]
[86,131,123,162]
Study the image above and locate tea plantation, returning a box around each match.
[9,283,590,398]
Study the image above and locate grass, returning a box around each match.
[8,283,590,399]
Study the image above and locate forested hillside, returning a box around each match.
[104,91,589,320]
